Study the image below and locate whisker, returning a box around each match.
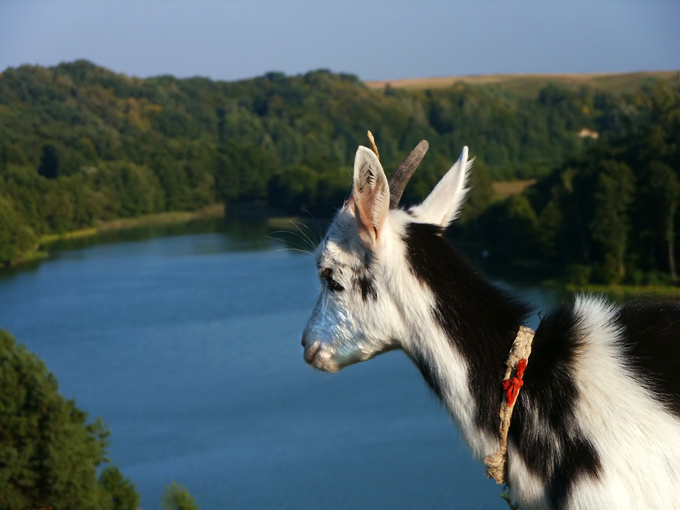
[267,230,316,255]
[270,247,315,256]
[285,220,319,254]
[300,207,325,247]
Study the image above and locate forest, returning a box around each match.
[471,79,680,286]
[0,60,679,286]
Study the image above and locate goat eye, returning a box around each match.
[321,268,344,292]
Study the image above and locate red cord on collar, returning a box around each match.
[501,358,527,407]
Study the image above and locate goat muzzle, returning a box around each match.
[301,334,321,364]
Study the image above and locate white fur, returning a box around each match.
[503,295,680,509]
[560,296,680,509]
[410,146,471,227]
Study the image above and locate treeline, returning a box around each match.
[473,79,680,285]
[1,60,669,265]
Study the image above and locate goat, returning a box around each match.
[301,138,680,509]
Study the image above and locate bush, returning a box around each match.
[162,482,199,510]
[99,465,140,510]
[0,329,138,509]
[566,264,592,286]
[0,197,37,264]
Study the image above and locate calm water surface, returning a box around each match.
[0,220,561,509]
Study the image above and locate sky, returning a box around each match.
[1,0,679,83]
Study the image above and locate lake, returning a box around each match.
[0,219,561,509]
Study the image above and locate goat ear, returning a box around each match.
[410,147,471,228]
[352,146,390,247]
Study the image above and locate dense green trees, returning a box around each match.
[642,161,680,280]
[0,60,678,280]
[0,329,139,509]
[589,160,635,282]
[214,141,277,203]
[478,79,680,285]
[0,196,36,263]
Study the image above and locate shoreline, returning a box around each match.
[3,204,227,270]
[4,203,317,270]
[40,203,227,245]
[8,207,680,299]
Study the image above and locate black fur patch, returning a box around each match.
[403,222,601,505]
[356,274,377,301]
[404,222,531,432]
[411,346,445,401]
[615,301,680,417]
[511,305,601,507]
[350,252,377,302]
[548,433,601,509]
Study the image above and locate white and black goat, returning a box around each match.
[301,140,680,509]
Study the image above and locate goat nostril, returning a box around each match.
[301,336,307,348]
[304,341,321,364]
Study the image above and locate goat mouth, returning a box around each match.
[304,342,321,364]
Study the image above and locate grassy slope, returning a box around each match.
[39,204,225,245]
[365,71,678,99]
[492,179,537,199]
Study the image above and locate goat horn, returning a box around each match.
[388,140,429,209]
[367,130,380,160]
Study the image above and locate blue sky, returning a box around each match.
[1,0,678,82]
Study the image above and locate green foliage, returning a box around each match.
[93,161,166,218]
[0,196,37,263]
[266,155,349,216]
[0,61,659,185]
[0,60,677,270]
[481,194,539,259]
[484,78,680,284]
[267,163,318,214]
[0,329,139,510]
[589,160,635,282]
[457,160,496,229]
[161,482,199,510]
[99,466,140,510]
[566,264,593,286]
[38,144,60,179]
[215,141,277,203]
[641,161,680,280]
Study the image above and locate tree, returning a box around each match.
[215,142,277,204]
[38,144,60,179]
[589,160,635,282]
[0,330,139,509]
[41,184,75,232]
[641,161,680,280]
[107,161,165,217]
[0,196,37,264]
[161,482,199,510]
[457,160,496,230]
[99,466,140,510]
[267,164,318,214]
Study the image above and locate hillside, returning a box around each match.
[0,60,678,267]
[366,71,678,98]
